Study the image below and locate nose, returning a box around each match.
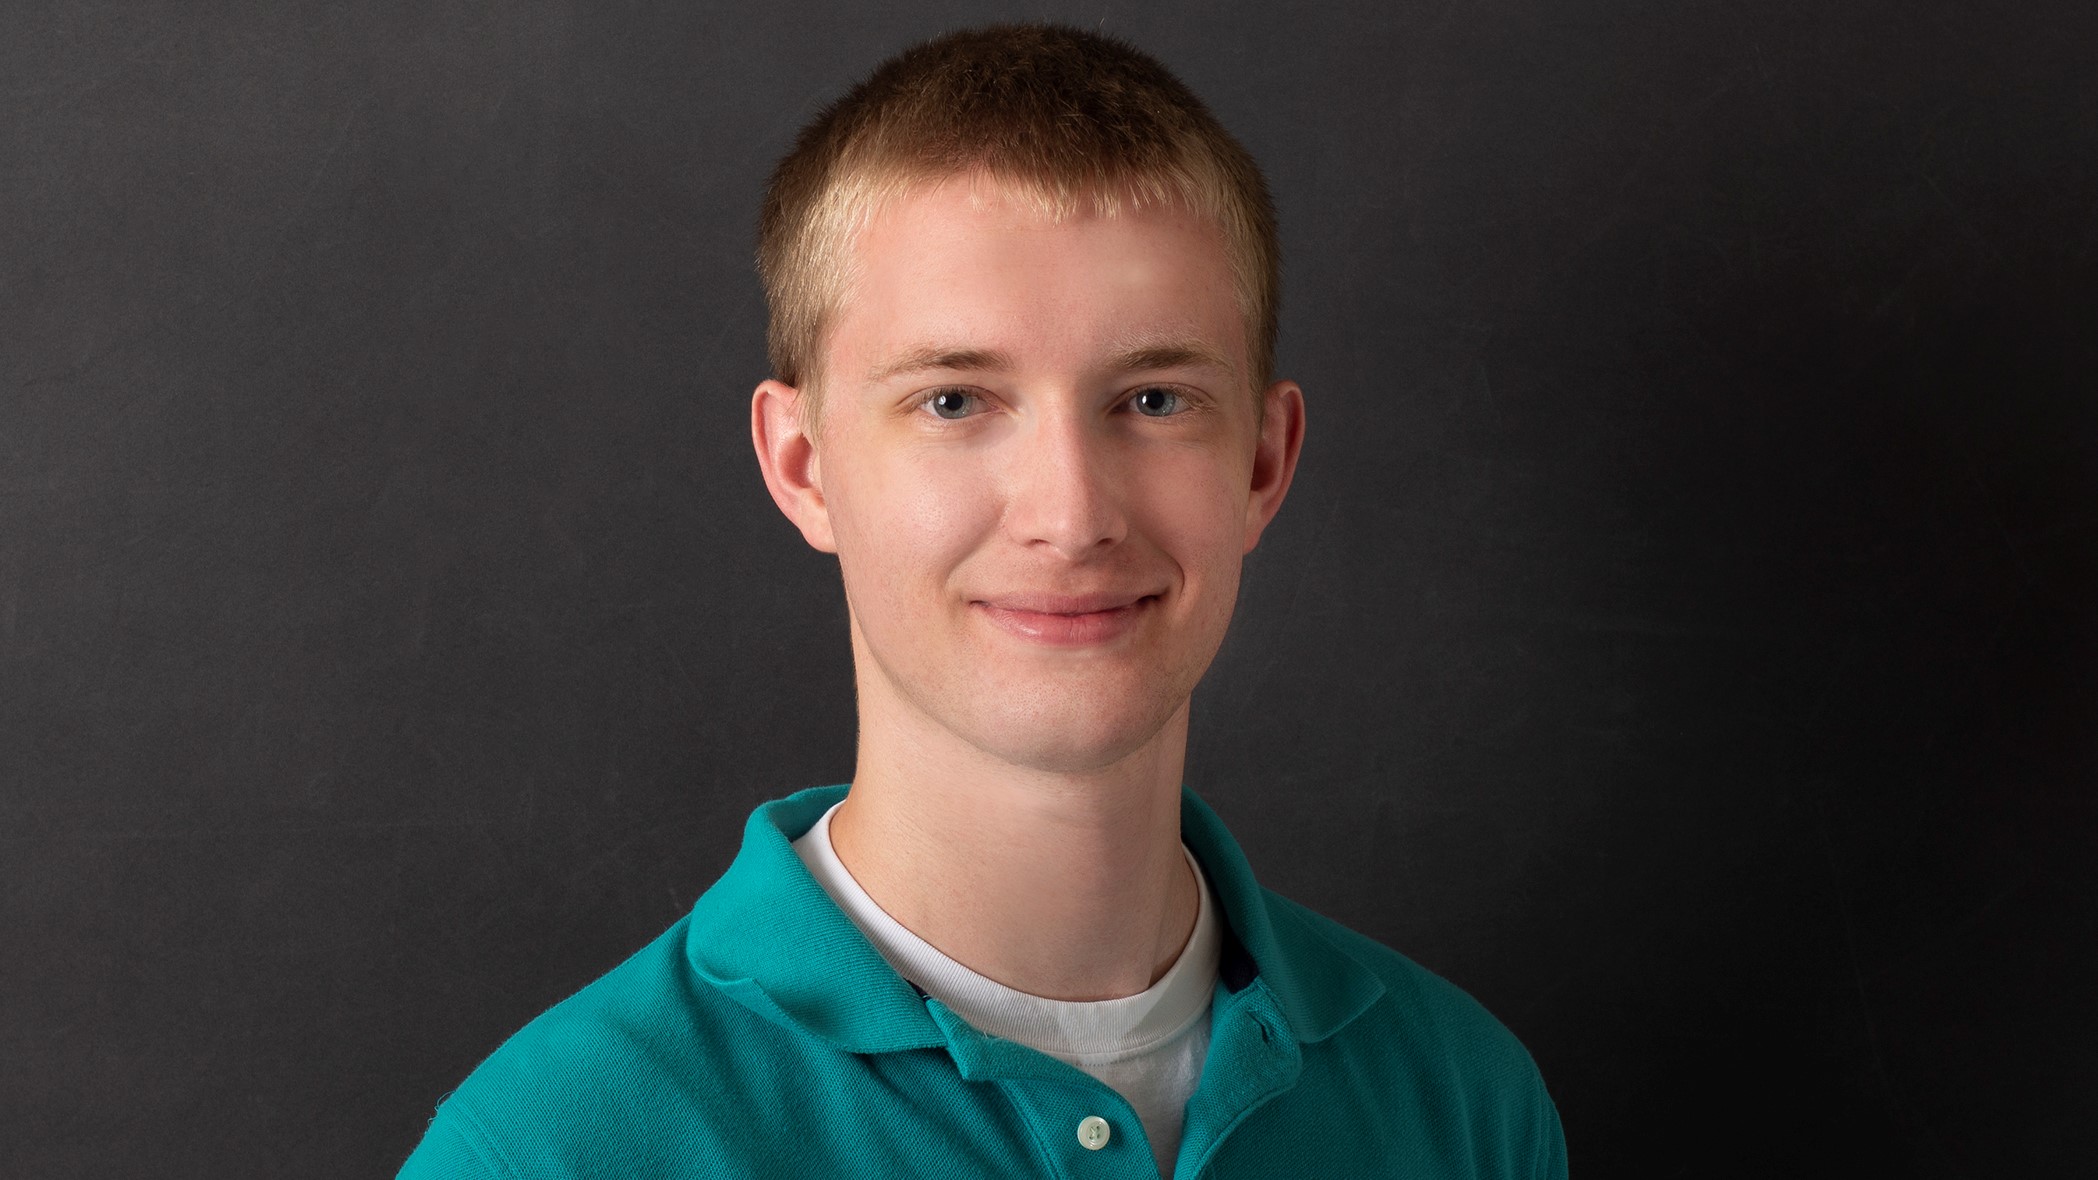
[1000,406,1128,559]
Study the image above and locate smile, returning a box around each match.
[972,594,1160,647]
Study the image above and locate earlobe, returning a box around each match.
[750,379,839,554]
[1243,379,1307,553]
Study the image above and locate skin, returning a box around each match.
[751,171,1305,1002]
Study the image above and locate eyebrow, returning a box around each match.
[865,340,1236,385]
[866,346,1015,384]
[1110,343,1235,377]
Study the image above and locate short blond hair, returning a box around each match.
[757,23,1279,427]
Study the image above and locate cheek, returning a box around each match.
[834,451,991,590]
[1142,458,1251,579]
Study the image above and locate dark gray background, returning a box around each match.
[6,1,2094,1175]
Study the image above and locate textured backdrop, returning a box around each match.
[5,2,2093,1175]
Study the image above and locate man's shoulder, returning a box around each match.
[400,914,781,1178]
[1185,786,1556,1133]
[455,913,715,1078]
[1264,889,1519,1029]
[1246,887,1568,1178]
[1260,885,1541,1069]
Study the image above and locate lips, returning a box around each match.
[975,591,1158,614]
[971,591,1162,646]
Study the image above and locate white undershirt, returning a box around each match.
[793,801,1219,1178]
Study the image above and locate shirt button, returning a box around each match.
[1077,1115,1111,1151]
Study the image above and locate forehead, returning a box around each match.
[825,174,1249,383]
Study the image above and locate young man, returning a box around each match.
[403,24,1565,1179]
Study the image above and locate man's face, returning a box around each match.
[775,174,1299,775]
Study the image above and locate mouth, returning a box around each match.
[971,592,1162,645]
[975,591,1160,615]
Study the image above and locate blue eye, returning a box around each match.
[924,389,978,420]
[1131,387,1183,417]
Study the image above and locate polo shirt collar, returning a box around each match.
[683,785,1384,1054]
[1180,788,1386,1043]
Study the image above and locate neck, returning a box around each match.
[829,663,1199,1003]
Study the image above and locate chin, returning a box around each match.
[961,695,1186,776]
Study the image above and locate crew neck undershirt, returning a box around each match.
[792,801,1220,1177]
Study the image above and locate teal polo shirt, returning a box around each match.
[401,786,1567,1178]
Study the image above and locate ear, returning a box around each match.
[1242,379,1306,553]
[751,379,838,554]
